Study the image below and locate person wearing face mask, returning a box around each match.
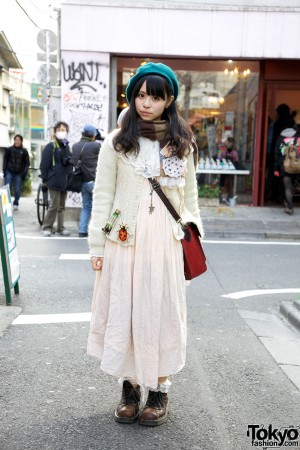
[218,136,239,202]
[39,121,72,237]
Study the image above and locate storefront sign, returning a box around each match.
[0,185,20,305]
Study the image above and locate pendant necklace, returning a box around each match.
[149,187,155,214]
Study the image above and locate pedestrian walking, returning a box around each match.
[266,103,291,202]
[274,115,299,215]
[3,134,30,210]
[87,62,203,427]
[39,121,72,237]
[72,124,101,237]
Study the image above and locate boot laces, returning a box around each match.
[122,381,140,404]
[145,390,165,408]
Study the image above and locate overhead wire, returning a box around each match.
[25,0,56,20]
[14,0,42,29]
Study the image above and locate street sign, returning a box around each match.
[37,64,58,85]
[0,185,20,305]
[37,53,57,63]
[37,29,57,52]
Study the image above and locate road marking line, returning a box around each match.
[203,240,300,246]
[14,234,300,246]
[59,254,90,260]
[15,234,83,240]
[12,312,91,325]
[223,288,300,299]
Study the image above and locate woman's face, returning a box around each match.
[135,81,173,121]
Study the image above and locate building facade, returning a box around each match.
[0,32,33,184]
[60,0,300,205]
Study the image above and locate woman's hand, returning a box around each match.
[91,256,104,271]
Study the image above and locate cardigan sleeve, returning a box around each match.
[88,132,118,256]
[184,150,204,237]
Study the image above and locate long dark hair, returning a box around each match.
[113,75,196,159]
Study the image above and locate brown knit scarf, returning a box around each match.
[138,119,170,145]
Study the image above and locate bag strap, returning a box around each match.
[75,143,88,169]
[79,142,88,161]
[148,177,184,227]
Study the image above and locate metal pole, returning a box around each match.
[46,30,52,139]
[54,8,61,86]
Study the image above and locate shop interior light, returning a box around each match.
[224,66,251,79]
[243,69,251,78]
[121,93,126,97]
[219,97,225,105]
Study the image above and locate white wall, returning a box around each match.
[62,3,300,59]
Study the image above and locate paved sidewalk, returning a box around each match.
[201,203,300,240]
[10,190,300,240]
[12,190,80,237]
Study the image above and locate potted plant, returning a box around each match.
[198,183,220,206]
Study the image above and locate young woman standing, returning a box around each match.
[87,63,203,426]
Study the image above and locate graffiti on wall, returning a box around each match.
[61,52,110,144]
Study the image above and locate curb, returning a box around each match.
[0,306,22,337]
[280,301,300,333]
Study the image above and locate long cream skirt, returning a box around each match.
[87,179,187,389]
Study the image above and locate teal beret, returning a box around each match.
[126,62,179,103]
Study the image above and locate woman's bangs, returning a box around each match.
[145,76,167,99]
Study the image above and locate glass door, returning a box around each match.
[263,82,300,206]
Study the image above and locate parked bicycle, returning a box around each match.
[35,181,50,226]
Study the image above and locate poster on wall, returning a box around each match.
[206,123,217,157]
[225,111,235,137]
[61,51,110,145]
[66,191,82,208]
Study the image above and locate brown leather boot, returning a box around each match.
[139,390,169,427]
[114,380,141,424]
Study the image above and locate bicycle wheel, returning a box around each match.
[36,183,47,226]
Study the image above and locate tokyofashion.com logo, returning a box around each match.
[247,424,300,447]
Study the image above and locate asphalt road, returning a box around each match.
[1,236,300,450]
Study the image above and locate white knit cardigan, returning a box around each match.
[88,129,203,256]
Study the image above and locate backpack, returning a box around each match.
[282,137,300,174]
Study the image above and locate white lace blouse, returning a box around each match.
[112,137,188,188]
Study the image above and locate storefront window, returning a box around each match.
[9,94,31,140]
[116,57,259,202]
